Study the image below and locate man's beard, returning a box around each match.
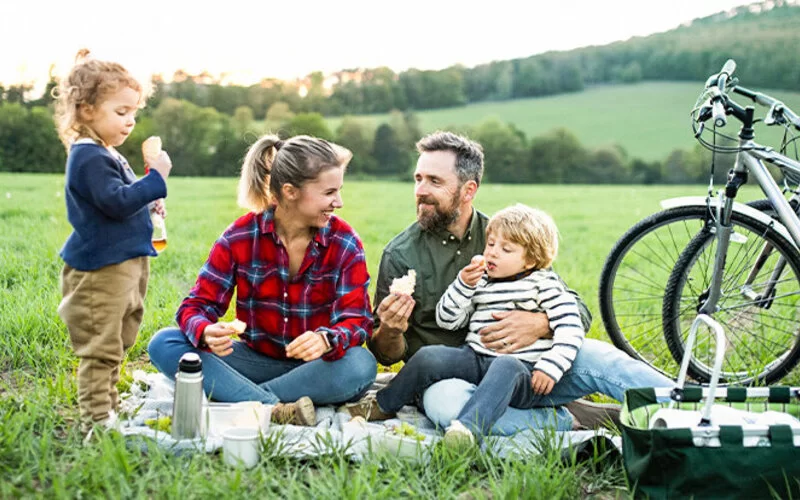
[417,194,460,232]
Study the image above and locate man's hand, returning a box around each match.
[202,322,237,356]
[479,310,552,353]
[376,293,415,334]
[531,370,555,395]
[286,331,328,362]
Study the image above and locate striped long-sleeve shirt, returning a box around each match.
[435,269,585,383]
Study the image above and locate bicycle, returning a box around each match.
[599,60,800,385]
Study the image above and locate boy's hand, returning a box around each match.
[202,322,237,356]
[147,151,173,180]
[531,370,555,395]
[459,255,486,287]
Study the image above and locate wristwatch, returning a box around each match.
[317,330,334,353]
[198,331,209,349]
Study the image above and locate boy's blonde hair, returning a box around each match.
[237,134,353,213]
[486,204,559,269]
[53,49,145,149]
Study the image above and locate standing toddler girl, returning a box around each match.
[54,49,173,432]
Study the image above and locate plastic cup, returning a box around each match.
[223,427,260,469]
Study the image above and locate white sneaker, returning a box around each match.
[443,420,475,450]
[82,410,121,445]
[103,410,121,430]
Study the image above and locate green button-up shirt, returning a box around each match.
[368,209,591,365]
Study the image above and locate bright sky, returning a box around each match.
[3,0,754,92]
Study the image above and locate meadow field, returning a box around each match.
[325,82,800,162]
[0,173,773,497]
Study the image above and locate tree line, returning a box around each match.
[0,99,726,185]
[2,3,796,119]
[133,2,800,116]
[1,1,793,183]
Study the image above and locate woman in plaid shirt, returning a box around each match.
[148,135,377,426]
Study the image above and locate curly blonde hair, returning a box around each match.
[486,204,560,270]
[52,49,145,149]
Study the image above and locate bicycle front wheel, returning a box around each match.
[663,209,800,385]
[599,205,726,380]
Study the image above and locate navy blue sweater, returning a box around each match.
[60,140,167,271]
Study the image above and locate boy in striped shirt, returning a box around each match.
[348,204,584,446]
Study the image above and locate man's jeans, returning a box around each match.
[422,338,675,434]
[148,327,376,405]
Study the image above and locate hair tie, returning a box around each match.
[274,140,284,150]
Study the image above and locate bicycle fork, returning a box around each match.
[701,178,800,314]
[699,189,736,315]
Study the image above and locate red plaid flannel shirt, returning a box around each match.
[176,208,373,361]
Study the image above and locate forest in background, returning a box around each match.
[1,1,797,184]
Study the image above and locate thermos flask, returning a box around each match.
[171,352,204,439]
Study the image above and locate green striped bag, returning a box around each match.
[621,386,800,499]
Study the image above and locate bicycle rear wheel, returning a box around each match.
[663,209,800,385]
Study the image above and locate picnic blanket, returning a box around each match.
[118,371,621,461]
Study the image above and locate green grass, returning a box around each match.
[325,82,800,161]
[0,173,779,497]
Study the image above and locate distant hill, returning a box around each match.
[318,0,800,161]
[326,81,800,161]
[7,1,799,178]
[571,0,800,90]
[459,0,800,105]
[144,2,800,119]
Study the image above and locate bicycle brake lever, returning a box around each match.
[695,106,713,137]
[704,74,719,89]
[695,121,705,138]
[764,102,785,126]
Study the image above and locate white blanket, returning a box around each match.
[118,371,621,460]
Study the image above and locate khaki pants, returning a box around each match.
[58,257,149,428]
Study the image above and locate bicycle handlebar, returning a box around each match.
[711,94,727,127]
[697,59,800,131]
[732,85,800,131]
[704,59,736,127]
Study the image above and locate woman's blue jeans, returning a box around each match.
[148,327,376,405]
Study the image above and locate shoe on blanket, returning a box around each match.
[341,394,395,421]
[443,420,476,451]
[566,399,621,430]
[271,396,316,426]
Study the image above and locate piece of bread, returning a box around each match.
[224,319,247,334]
[142,136,162,161]
[471,254,487,269]
[390,269,417,295]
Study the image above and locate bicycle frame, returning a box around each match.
[699,143,800,315]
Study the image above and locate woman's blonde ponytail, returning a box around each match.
[237,134,280,213]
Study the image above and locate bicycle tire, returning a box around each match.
[663,208,800,385]
[598,201,773,380]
